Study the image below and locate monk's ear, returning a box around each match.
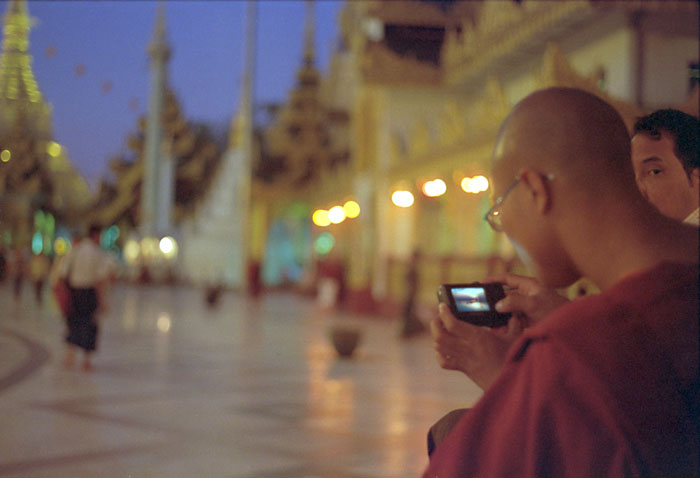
[689,168,700,189]
[519,169,552,214]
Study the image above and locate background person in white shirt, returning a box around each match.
[631,109,699,226]
[58,224,116,371]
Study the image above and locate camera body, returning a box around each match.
[437,282,511,327]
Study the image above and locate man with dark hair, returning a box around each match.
[632,109,699,225]
[425,88,698,477]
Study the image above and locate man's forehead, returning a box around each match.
[632,129,675,146]
[631,133,675,159]
[640,156,663,165]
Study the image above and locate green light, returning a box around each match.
[314,232,335,256]
[46,214,55,236]
[101,225,120,249]
[34,210,45,229]
[1,150,10,162]
[100,230,110,249]
[43,235,52,255]
[107,225,120,240]
[289,202,310,219]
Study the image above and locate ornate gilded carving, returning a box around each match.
[361,42,441,86]
[409,121,431,158]
[535,43,644,128]
[476,0,524,39]
[365,0,450,27]
[90,88,222,228]
[535,43,603,92]
[473,76,510,134]
[443,1,593,86]
[438,102,467,146]
[390,132,406,166]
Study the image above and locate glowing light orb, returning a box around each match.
[47,141,62,158]
[159,236,178,259]
[53,237,69,256]
[312,209,330,227]
[140,237,159,258]
[461,175,489,194]
[392,190,414,208]
[31,232,43,255]
[157,313,172,333]
[328,206,346,224]
[343,200,360,218]
[314,232,335,255]
[1,150,10,162]
[422,179,447,197]
[124,239,140,264]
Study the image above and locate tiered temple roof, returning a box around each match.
[254,1,349,198]
[90,89,222,229]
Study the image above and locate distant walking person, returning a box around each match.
[0,245,7,283]
[57,225,116,371]
[9,246,27,304]
[29,252,51,305]
[400,249,426,338]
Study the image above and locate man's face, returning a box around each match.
[631,131,700,222]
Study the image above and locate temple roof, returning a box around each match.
[365,0,452,27]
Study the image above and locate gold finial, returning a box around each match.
[303,0,315,67]
[229,1,256,149]
[149,1,171,60]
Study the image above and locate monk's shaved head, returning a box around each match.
[489,88,645,288]
[488,87,698,291]
[493,88,634,193]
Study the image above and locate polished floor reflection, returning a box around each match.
[0,283,482,477]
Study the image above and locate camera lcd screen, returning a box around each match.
[451,287,491,312]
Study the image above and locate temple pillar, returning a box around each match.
[141,4,170,238]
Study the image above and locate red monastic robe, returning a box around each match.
[425,263,699,478]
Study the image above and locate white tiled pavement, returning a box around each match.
[0,282,482,477]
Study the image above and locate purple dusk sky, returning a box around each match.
[19,0,343,189]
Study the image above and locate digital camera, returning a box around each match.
[437,282,511,327]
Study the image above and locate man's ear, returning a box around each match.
[519,169,552,214]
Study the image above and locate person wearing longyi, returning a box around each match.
[425,88,698,477]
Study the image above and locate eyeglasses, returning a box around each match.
[484,173,554,232]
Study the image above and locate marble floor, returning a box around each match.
[0,282,482,477]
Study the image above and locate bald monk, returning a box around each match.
[425,88,698,477]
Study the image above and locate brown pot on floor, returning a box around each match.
[329,326,362,358]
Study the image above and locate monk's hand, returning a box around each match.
[431,303,515,390]
[484,273,569,327]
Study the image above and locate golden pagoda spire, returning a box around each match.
[149,1,171,64]
[296,0,319,87]
[0,0,51,139]
[303,0,315,67]
[229,1,256,149]
[0,0,43,103]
